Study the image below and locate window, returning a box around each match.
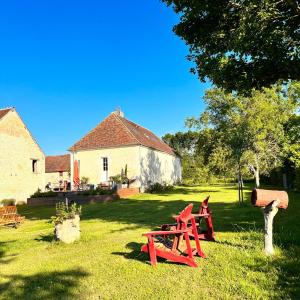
[32,159,38,173]
[103,157,108,171]
[59,171,63,177]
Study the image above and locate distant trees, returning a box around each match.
[164,83,300,188]
[162,0,300,93]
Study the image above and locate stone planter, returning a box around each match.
[54,215,80,244]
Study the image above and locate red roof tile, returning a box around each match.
[69,113,176,156]
[0,108,13,120]
[46,154,70,173]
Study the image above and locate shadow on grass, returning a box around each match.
[0,241,17,265]
[112,242,198,267]
[112,242,148,264]
[0,268,90,300]
[243,247,300,299]
[34,234,55,243]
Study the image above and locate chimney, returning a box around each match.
[113,107,124,118]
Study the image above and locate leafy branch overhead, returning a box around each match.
[162,0,300,92]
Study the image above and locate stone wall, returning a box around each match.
[0,110,45,203]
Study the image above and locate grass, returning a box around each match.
[0,185,299,299]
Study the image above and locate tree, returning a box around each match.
[162,0,300,93]
[187,84,298,187]
[162,131,199,156]
[208,145,235,185]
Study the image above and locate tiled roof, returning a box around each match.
[69,112,176,156]
[0,108,13,120]
[46,154,70,173]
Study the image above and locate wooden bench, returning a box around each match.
[0,206,25,228]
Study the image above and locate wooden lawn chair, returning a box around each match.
[162,196,215,242]
[141,204,205,267]
[0,206,25,228]
[193,196,215,241]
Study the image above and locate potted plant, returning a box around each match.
[51,201,81,244]
[80,176,89,190]
[110,174,123,190]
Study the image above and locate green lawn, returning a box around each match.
[0,185,299,300]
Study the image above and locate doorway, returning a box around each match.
[101,157,108,182]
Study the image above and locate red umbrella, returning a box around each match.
[73,160,80,190]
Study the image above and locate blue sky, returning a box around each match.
[0,0,209,155]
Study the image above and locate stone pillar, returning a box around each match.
[262,199,279,256]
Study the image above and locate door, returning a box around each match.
[101,157,109,182]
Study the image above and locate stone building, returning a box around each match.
[45,154,70,190]
[69,110,181,191]
[0,107,45,203]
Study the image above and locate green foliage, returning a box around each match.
[51,202,81,225]
[110,173,128,184]
[162,131,199,156]
[80,176,89,185]
[31,190,57,198]
[0,199,16,206]
[145,182,174,193]
[79,188,113,196]
[187,83,299,187]
[162,0,300,93]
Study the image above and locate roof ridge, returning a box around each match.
[46,154,70,158]
[113,113,141,145]
[0,107,14,111]
[68,114,113,151]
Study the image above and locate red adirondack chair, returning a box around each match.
[192,196,215,241]
[161,196,215,242]
[141,204,206,267]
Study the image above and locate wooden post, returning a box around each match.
[262,200,279,256]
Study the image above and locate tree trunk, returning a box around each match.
[255,170,260,188]
[254,154,260,188]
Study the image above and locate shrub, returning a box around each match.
[51,202,81,225]
[30,190,57,198]
[110,174,128,184]
[0,199,16,206]
[81,176,89,185]
[79,188,113,196]
[146,182,174,193]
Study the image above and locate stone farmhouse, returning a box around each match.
[0,107,45,203]
[69,110,181,191]
[45,154,71,190]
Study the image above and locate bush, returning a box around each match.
[0,199,16,206]
[78,188,113,196]
[146,182,174,193]
[30,190,57,198]
[80,176,89,185]
[51,202,81,225]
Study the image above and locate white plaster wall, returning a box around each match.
[70,146,141,188]
[0,111,45,203]
[69,145,181,191]
[139,146,182,190]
